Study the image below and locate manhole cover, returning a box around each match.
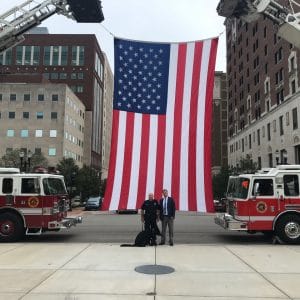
[135,264,175,275]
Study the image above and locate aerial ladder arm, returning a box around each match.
[217,0,300,49]
[0,0,104,54]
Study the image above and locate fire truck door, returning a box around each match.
[248,178,275,223]
[282,174,300,208]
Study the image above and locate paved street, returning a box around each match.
[23,209,272,245]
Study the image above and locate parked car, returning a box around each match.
[213,198,227,212]
[116,209,138,214]
[71,196,82,208]
[85,196,102,210]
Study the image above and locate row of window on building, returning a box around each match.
[0,93,59,102]
[230,107,298,154]
[5,129,58,138]
[5,147,57,157]
[0,46,85,66]
[64,150,83,162]
[0,111,58,120]
[65,132,83,148]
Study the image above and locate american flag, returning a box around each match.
[103,37,218,212]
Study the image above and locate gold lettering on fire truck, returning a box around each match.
[256,201,267,213]
[28,196,39,208]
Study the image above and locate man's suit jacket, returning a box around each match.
[159,197,176,219]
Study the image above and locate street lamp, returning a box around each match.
[19,151,25,172]
[283,150,288,164]
[275,150,280,165]
[19,150,33,173]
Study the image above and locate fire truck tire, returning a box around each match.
[0,213,24,242]
[275,214,300,244]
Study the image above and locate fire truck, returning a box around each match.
[0,167,82,242]
[215,165,300,243]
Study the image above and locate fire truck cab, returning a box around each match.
[0,168,82,242]
[215,165,300,244]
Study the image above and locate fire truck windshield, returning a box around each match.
[227,177,250,199]
[43,178,67,195]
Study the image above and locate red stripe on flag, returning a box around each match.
[118,112,135,210]
[136,114,150,208]
[154,115,166,200]
[103,110,120,210]
[188,42,203,211]
[204,38,218,213]
[171,44,187,209]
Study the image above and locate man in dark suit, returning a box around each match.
[159,189,176,246]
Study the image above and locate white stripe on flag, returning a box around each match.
[196,39,211,211]
[127,113,142,209]
[110,111,127,210]
[163,44,178,194]
[179,42,195,211]
[145,114,158,199]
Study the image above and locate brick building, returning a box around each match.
[0,32,108,171]
[212,71,228,174]
[226,8,300,168]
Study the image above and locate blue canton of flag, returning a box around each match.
[114,38,170,114]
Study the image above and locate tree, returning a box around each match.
[56,158,79,196]
[0,149,48,171]
[212,166,232,200]
[236,154,258,174]
[76,165,101,201]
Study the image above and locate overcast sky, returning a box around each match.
[1,0,226,71]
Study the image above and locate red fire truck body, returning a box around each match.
[215,165,300,243]
[0,168,82,242]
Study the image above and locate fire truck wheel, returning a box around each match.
[0,213,24,242]
[276,214,300,244]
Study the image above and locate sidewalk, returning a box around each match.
[0,243,299,299]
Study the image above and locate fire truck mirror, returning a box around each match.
[254,182,260,196]
[5,194,14,205]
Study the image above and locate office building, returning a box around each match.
[0,83,85,167]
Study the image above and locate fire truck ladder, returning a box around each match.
[217,0,300,49]
[0,0,104,54]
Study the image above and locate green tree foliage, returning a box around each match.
[56,158,79,196]
[212,166,232,200]
[0,149,48,171]
[75,165,101,200]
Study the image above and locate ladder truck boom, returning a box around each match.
[0,0,104,54]
[217,0,300,49]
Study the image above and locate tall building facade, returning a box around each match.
[0,83,85,167]
[226,11,300,168]
[212,71,228,174]
[101,53,113,179]
[0,33,107,171]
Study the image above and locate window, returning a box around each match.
[72,46,85,66]
[23,112,29,119]
[78,72,84,79]
[35,148,41,155]
[35,130,43,137]
[258,157,262,169]
[44,46,68,66]
[36,112,44,119]
[0,94,2,101]
[249,134,252,149]
[9,112,15,119]
[50,73,58,79]
[257,129,260,146]
[10,94,16,101]
[51,112,58,119]
[50,130,57,137]
[24,94,30,101]
[0,112,1,119]
[21,178,38,194]
[38,94,44,101]
[2,178,13,194]
[0,49,12,65]
[293,108,298,129]
[71,73,77,79]
[267,123,271,141]
[21,129,29,137]
[48,148,56,156]
[284,175,299,196]
[59,73,67,79]
[52,94,58,101]
[279,116,284,135]
[252,179,274,196]
[291,80,296,94]
[16,46,40,65]
[7,129,14,137]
